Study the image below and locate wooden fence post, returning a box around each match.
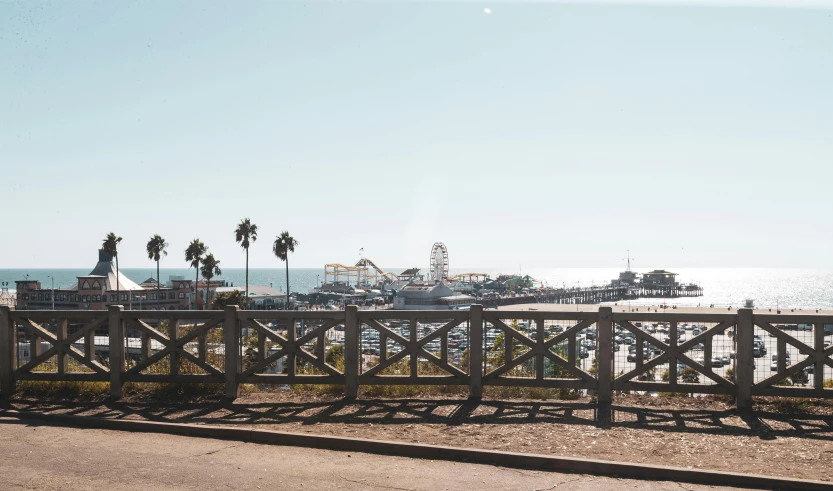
[224,306,239,399]
[469,304,483,399]
[344,305,359,399]
[597,306,613,405]
[108,305,124,399]
[0,306,14,398]
[736,309,754,410]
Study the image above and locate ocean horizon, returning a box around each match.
[1,267,831,310]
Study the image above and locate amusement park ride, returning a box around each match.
[324,257,397,289]
[322,242,488,290]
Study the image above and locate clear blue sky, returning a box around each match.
[2,0,832,270]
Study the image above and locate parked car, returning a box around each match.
[627,350,650,363]
[720,355,731,366]
[770,353,791,371]
[710,357,723,368]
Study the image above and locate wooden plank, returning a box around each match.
[485,377,595,389]
[415,348,467,378]
[344,306,359,398]
[541,318,597,350]
[198,332,207,364]
[11,311,113,321]
[124,318,169,345]
[597,307,612,404]
[541,350,595,384]
[669,322,678,387]
[756,321,816,355]
[108,306,124,398]
[224,306,239,398]
[15,372,108,382]
[469,305,483,399]
[360,346,411,378]
[357,375,468,386]
[409,318,418,378]
[380,331,388,364]
[483,350,536,380]
[238,311,345,321]
[84,331,95,363]
[815,323,825,391]
[568,337,576,367]
[360,311,469,321]
[536,319,544,382]
[612,313,737,323]
[294,349,343,377]
[754,314,833,324]
[63,317,107,346]
[122,311,225,321]
[0,307,14,396]
[736,309,754,409]
[363,318,410,352]
[56,319,68,374]
[483,311,598,322]
[296,318,343,347]
[777,337,786,376]
[417,318,464,348]
[287,318,296,378]
[168,318,179,377]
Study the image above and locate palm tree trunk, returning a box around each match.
[157,261,161,310]
[195,262,200,310]
[245,248,249,310]
[116,256,120,307]
[285,257,290,310]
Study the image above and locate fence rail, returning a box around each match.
[1,305,832,408]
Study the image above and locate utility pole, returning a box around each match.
[47,275,55,310]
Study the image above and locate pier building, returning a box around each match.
[14,250,193,310]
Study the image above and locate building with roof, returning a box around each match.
[392,281,475,310]
[213,285,287,310]
[641,270,679,288]
[15,249,193,310]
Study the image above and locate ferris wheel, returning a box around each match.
[429,242,449,281]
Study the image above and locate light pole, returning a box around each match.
[47,275,55,310]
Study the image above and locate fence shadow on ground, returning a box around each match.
[5,397,833,442]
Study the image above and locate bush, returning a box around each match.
[680,367,700,383]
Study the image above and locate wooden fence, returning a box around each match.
[1,305,832,408]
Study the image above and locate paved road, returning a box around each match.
[0,417,753,490]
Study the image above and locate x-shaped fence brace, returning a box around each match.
[239,318,345,379]
[123,317,224,378]
[753,321,833,389]
[359,317,467,381]
[483,318,597,386]
[613,320,736,389]
[16,316,108,375]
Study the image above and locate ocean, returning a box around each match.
[1,267,831,310]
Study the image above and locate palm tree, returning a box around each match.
[184,239,207,310]
[145,234,168,310]
[200,253,222,308]
[273,231,298,309]
[234,218,258,309]
[102,232,122,305]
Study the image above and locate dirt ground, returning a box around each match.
[7,391,833,483]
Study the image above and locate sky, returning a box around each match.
[1,0,832,270]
